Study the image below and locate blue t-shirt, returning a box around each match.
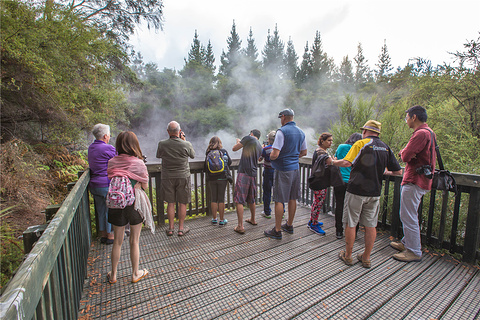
[335,144,353,183]
[261,145,273,168]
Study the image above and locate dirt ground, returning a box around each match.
[2,207,46,239]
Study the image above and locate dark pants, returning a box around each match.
[334,184,347,233]
[262,167,274,215]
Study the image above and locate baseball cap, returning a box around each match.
[278,108,294,118]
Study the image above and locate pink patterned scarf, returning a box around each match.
[107,154,149,184]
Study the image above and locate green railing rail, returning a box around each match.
[0,170,91,320]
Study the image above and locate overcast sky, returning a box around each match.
[129,0,479,72]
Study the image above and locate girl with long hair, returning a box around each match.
[308,132,334,235]
[205,136,232,225]
[106,131,149,284]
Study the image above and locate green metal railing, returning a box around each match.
[0,170,91,319]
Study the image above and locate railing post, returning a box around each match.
[390,176,402,239]
[155,172,164,225]
[463,187,480,263]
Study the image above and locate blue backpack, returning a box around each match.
[206,150,225,174]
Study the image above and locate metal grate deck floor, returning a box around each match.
[79,205,480,320]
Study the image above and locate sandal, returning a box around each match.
[245,218,257,225]
[178,226,190,236]
[107,272,117,284]
[339,250,354,266]
[357,253,371,268]
[132,269,149,283]
[234,226,245,234]
[166,228,174,236]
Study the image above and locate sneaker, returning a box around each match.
[393,249,421,262]
[264,227,282,240]
[261,212,272,219]
[307,220,323,227]
[336,232,343,239]
[281,223,294,234]
[390,241,405,251]
[308,223,326,235]
[219,219,228,226]
[211,219,218,224]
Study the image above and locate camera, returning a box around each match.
[180,131,186,139]
[416,165,433,179]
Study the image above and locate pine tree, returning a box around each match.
[245,27,258,61]
[203,40,216,75]
[309,31,333,84]
[186,30,203,65]
[284,37,298,80]
[219,20,242,76]
[375,39,393,82]
[262,25,285,74]
[339,55,354,87]
[296,42,311,85]
[354,42,371,87]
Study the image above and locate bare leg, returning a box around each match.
[236,203,244,229]
[167,203,175,230]
[248,202,256,224]
[344,225,356,259]
[129,223,144,282]
[110,225,126,282]
[211,202,218,220]
[287,199,296,226]
[274,202,283,232]
[218,203,225,221]
[362,226,376,261]
[178,203,187,230]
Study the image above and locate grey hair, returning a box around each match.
[92,123,110,140]
[167,121,180,134]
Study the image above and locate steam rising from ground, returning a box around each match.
[132,59,330,162]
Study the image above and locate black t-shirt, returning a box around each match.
[238,135,262,177]
[345,136,401,197]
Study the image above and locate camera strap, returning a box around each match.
[422,128,445,171]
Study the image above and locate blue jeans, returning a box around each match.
[262,168,274,215]
[89,187,112,233]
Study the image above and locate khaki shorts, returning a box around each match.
[343,192,380,228]
[161,177,191,204]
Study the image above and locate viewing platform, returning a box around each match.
[78,205,480,319]
[1,159,479,319]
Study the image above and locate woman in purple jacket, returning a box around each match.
[88,124,116,244]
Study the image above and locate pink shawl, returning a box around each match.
[107,154,149,184]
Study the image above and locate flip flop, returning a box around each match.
[245,219,257,225]
[107,272,117,284]
[132,269,149,283]
[234,226,245,234]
